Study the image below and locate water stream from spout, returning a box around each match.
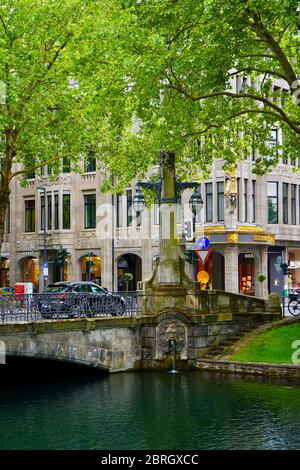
[168,339,179,374]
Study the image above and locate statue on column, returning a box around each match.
[224,164,238,229]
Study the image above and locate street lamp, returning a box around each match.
[189,186,203,239]
[37,186,47,289]
[133,186,146,213]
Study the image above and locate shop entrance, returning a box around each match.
[117,254,142,291]
[80,254,101,285]
[0,258,9,288]
[239,253,255,295]
[20,257,40,292]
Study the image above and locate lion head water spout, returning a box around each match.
[168,339,179,374]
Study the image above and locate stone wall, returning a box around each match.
[196,359,300,378]
[0,306,281,372]
[139,310,280,370]
[0,317,141,372]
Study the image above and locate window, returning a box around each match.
[291,184,296,225]
[298,186,300,225]
[47,194,52,230]
[63,158,71,173]
[283,183,289,224]
[26,170,35,180]
[54,193,59,229]
[127,190,133,227]
[243,179,248,222]
[205,183,213,222]
[40,195,45,230]
[235,75,241,93]
[25,200,35,232]
[267,182,278,224]
[84,153,96,172]
[252,180,256,223]
[267,128,278,161]
[84,193,96,229]
[116,194,122,228]
[154,202,160,225]
[217,182,224,221]
[63,194,71,229]
[176,202,182,224]
[237,177,240,221]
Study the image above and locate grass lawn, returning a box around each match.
[228,322,300,364]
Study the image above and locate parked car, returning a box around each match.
[34,282,126,318]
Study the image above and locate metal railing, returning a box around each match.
[0,291,143,323]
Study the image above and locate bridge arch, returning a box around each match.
[0,317,140,373]
[2,338,109,372]
[4,351,109,373]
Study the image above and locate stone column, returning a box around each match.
[157,152,181,285]
[224,245,239,293]
[259,246,269,299]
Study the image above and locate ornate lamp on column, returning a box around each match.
[133,150,201,288]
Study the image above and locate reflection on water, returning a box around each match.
[0,358,300,450]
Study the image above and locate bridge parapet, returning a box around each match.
[140,287,277,317]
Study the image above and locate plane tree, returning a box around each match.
[0,0,129,250]
[101,0,300,190]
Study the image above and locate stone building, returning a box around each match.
[1,151,300,298]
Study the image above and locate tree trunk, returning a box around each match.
[0,136,15,253]
[0,180,10,252]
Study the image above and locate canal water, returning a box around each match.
[0,358,300,450]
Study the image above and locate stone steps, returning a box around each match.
[200,326,257,360]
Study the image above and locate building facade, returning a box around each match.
[1,150,300,298]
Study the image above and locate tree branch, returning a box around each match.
[247,12,298,89]
[240,53,277,60]
[168,22,197,47]
[229,67,286,80]
[167,82,300,134]
[0,13,8,36]
[181,109,285,139]
[10,152,73,180]
[45,39,69,71]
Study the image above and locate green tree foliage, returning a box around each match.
[100,0,300,190]
[0,0,129,248]
[1,0,299,250]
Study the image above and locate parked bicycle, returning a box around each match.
[288,293,300,316]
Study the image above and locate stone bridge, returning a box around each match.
[0,290,281,372]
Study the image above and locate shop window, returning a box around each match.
[81,256,101,284]
[239,253,255,296]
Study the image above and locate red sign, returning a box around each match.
[195,249,211,266]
